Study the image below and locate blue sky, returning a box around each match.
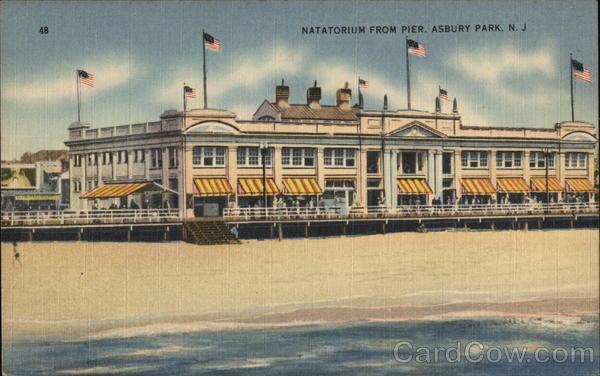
[1,0,597,160]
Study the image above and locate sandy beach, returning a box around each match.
[2,229,598,342]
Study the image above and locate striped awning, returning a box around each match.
[530,177,564,192]
[15,194,61,201]
[282,178,323,195]
[193,178,234,197]
[460,178,496,195]
[81,183,150,198]
[565,178,595,193]
[496,178,531,193]
[397,178,433,194]
[238,178,280,196]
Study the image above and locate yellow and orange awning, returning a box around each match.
[193,178,234,197]
[460,178,496,195]
[496,178,531,193]
[530,177,564,192]
[81,183,150,198]
[397,178,433,194]
[565,178,595,193]
[282,178,323,195]
[238,178,280,196]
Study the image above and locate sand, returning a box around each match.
[2,229,598,342]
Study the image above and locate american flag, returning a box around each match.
[439,88,449,100]
[572,59,592,83]
[184,86,196,98]
[204,33,221,52]
[407,39,426,57]
[359,78,369,88]
[78,70,94,87]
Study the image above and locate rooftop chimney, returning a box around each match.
[307,80,321,109]
[453,98,458,113]
[336,82,352,109]
[275,78,290,108]
[383,94,388,111]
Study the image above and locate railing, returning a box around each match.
[1,203,598,226]
[223,202,599,220]
[1,209,180,226]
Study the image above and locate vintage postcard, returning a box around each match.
[1,0,598,375]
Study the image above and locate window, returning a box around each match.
[237,147,272,166]
[192,146,227,167]
[117,151,128,164]
[102,152,113,165]
[367,151,380,173]
[73,154,82,167]
[86,180,97,191]
[150,148,162,169]
[168,147,178,168]
[73,180,81,193]
[442,152,453,174]
[87,153,97,166]
[529,152,555,169]
[281,147,315,167]
[134,149,145,163]
[496,151,522,168]
[461,151,488,168]
[324,148,356,167]
[565,152,587,169]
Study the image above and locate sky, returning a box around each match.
[1,0,598,160]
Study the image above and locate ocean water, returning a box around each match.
[3,316,599,376]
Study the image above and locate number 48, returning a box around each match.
[39,26,48,34]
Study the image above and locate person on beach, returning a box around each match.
[12,242,21,265]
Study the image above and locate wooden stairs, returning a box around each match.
[182,221,240,245]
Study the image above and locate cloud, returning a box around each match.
[451,43,556,83]
[156,43,306,107]
[448,42,559,108]
[1,56,140,103]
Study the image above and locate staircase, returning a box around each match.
[183,221,240,245]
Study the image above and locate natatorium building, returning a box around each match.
[65,82,598,217]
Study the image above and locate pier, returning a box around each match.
[1,203,598,244]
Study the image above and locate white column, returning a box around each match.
[434,151,443,200]
[161,148,169,185]
[390,150,398,208]
[144,149,151,180]
[383,149,393,207]
[127,150,134,179]
[97,153,102,185]
[111,151,117,181]
[427,150,435,204]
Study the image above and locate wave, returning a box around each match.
[55,365,158,374]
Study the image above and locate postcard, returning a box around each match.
[1,1,598,375]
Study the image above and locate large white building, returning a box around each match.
[65,82,598,217]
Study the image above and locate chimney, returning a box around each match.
[383,94,388,111]
[306,80,321,109]
[275,78,290,108]
[336,82,352,109]
[453,98,458,113]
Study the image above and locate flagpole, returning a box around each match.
[202,29,208,109]
[569,52,574,121]
[76,70,81,123]
[183,83,187,114]
[358,76,361,108]
[405,36,411,110]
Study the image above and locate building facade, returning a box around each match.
[65,82,598,217]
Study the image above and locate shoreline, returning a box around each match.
[3,229,598,343]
